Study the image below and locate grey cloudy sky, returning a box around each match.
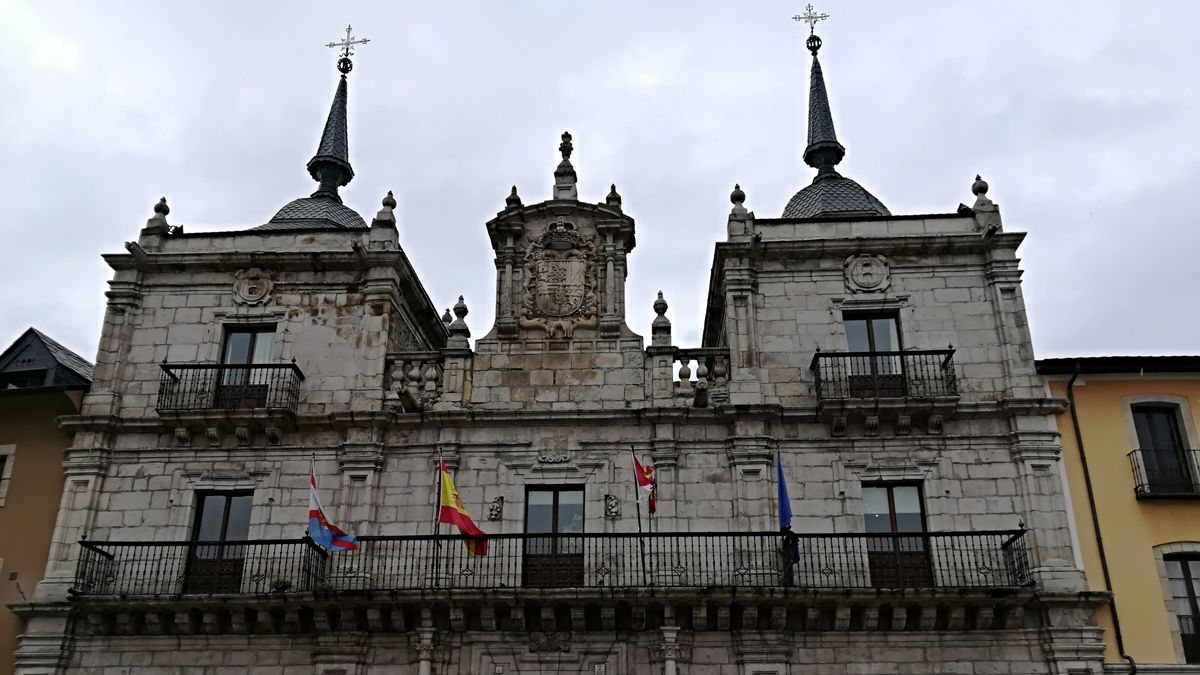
[2,1,1198,361]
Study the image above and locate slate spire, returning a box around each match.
[802,35,846,178]
[307,72,354,203]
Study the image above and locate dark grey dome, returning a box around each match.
[255,197,367,230]
[782,174,890,219]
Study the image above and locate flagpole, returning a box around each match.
[432,452,443,588]
[631,448,649,587]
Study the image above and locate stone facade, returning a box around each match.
[13,49,1104,675]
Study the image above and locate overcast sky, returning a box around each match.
[2,1,1198,363]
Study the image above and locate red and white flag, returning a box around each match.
[631,450,657,514]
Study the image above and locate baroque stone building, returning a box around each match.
[15,24,1104,675]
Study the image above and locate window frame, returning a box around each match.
[1132,404,1187,451]
[1165,553,1200,664]
[0,445,13,506]
[220,326,277,366]
[524,484,585,535]
[861,481,928,534]
[190,490,255,543]
[842,310,903,354]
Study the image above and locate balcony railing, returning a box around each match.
[1129,447,1200,498]
[72,530,1030,597]
[810,349,957,401]
[156,363,304,414]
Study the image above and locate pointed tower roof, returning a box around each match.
[782,22,890,220]
[259,28,369,230]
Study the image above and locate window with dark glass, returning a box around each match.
[524,486,584,587]
[186,491,253,593]
[1132,405,1192,494]
[1166,555,1200,663]
[843,312,903,397]
[217,326,275,408]
[863,483,932,587]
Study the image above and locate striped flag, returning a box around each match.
[438,458,488,556]
[308,460,357,552]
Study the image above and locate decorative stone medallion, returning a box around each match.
[233,267,274,305]
[519,218,598,338]
[844,254,890,293]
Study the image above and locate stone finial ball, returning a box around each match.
[653,291,668,316]
[154,197,170,216]
[506,186,522,207]
[382,190,397,209]
[730,184,746,205]
[972,175,989,196]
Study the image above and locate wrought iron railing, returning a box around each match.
[1129,448,1200,497]
[156,363,304,413]
[810,349,957,400]
[72,530,1030,597]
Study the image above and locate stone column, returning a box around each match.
[661,626,681,675]
[722,262,762,405]
[415,628,435,675]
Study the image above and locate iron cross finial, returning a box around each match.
[792,3,830,35]
[326,25,370,74]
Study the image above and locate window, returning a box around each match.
[843,312,903,397]
[186,491,253,593]
[843,312,901,353]
[222,327,275,366]
[524,486,584,587]
[217,326,275,408]
[1133,405,1192,494]
[1166,555,1200,663]
[863,483,931,587]
[0,445,13,506]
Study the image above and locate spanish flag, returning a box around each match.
[437,458,488,556]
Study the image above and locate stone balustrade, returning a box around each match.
[384,352,445,411]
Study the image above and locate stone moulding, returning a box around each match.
[47,587,1104,638]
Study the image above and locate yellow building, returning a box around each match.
[1040,356,1200,671]
[0,328,91,675]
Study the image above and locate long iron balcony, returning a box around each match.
[73,530,1030,597]
[156,363,305,414]
[810,349,957,401]
[1129,447,1200,498]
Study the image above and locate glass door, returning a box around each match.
[864,484,932,587]
[523,487,584,587]
[217,327,274,408]
[185,492,253,593]
[844,313,904,397]
[1133,405,1190,493]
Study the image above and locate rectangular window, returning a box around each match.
[186,491,253,593]
[1166,555,1200,663]
[843,312,903,397]
[1133,405,1192,494]
[863,483,932,587]
[524,486,584,587]
[0,445,13,506]
[217,326,275,408]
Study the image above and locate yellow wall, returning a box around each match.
[0,390,79,675]
[1052,375,1200,665]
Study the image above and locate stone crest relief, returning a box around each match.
[519,218,598,338]
[844,254,890,293]
[233,267,274,305]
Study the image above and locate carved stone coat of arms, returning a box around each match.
[519,219,598,338]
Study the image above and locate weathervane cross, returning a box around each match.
[792,3,830,35]
[326,24,370,60]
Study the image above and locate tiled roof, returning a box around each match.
[306,75,354,184]
[255,197,367,230]
[782,175,891,219]
[30,328,94,381]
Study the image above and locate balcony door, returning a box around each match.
[864,484,932,588]
[1167,555,1200,663]
[524,486,584,587]
[186,491,253,593]
[1133,405,1191,494]
[844,313,904,398]
[217,327,274,408]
